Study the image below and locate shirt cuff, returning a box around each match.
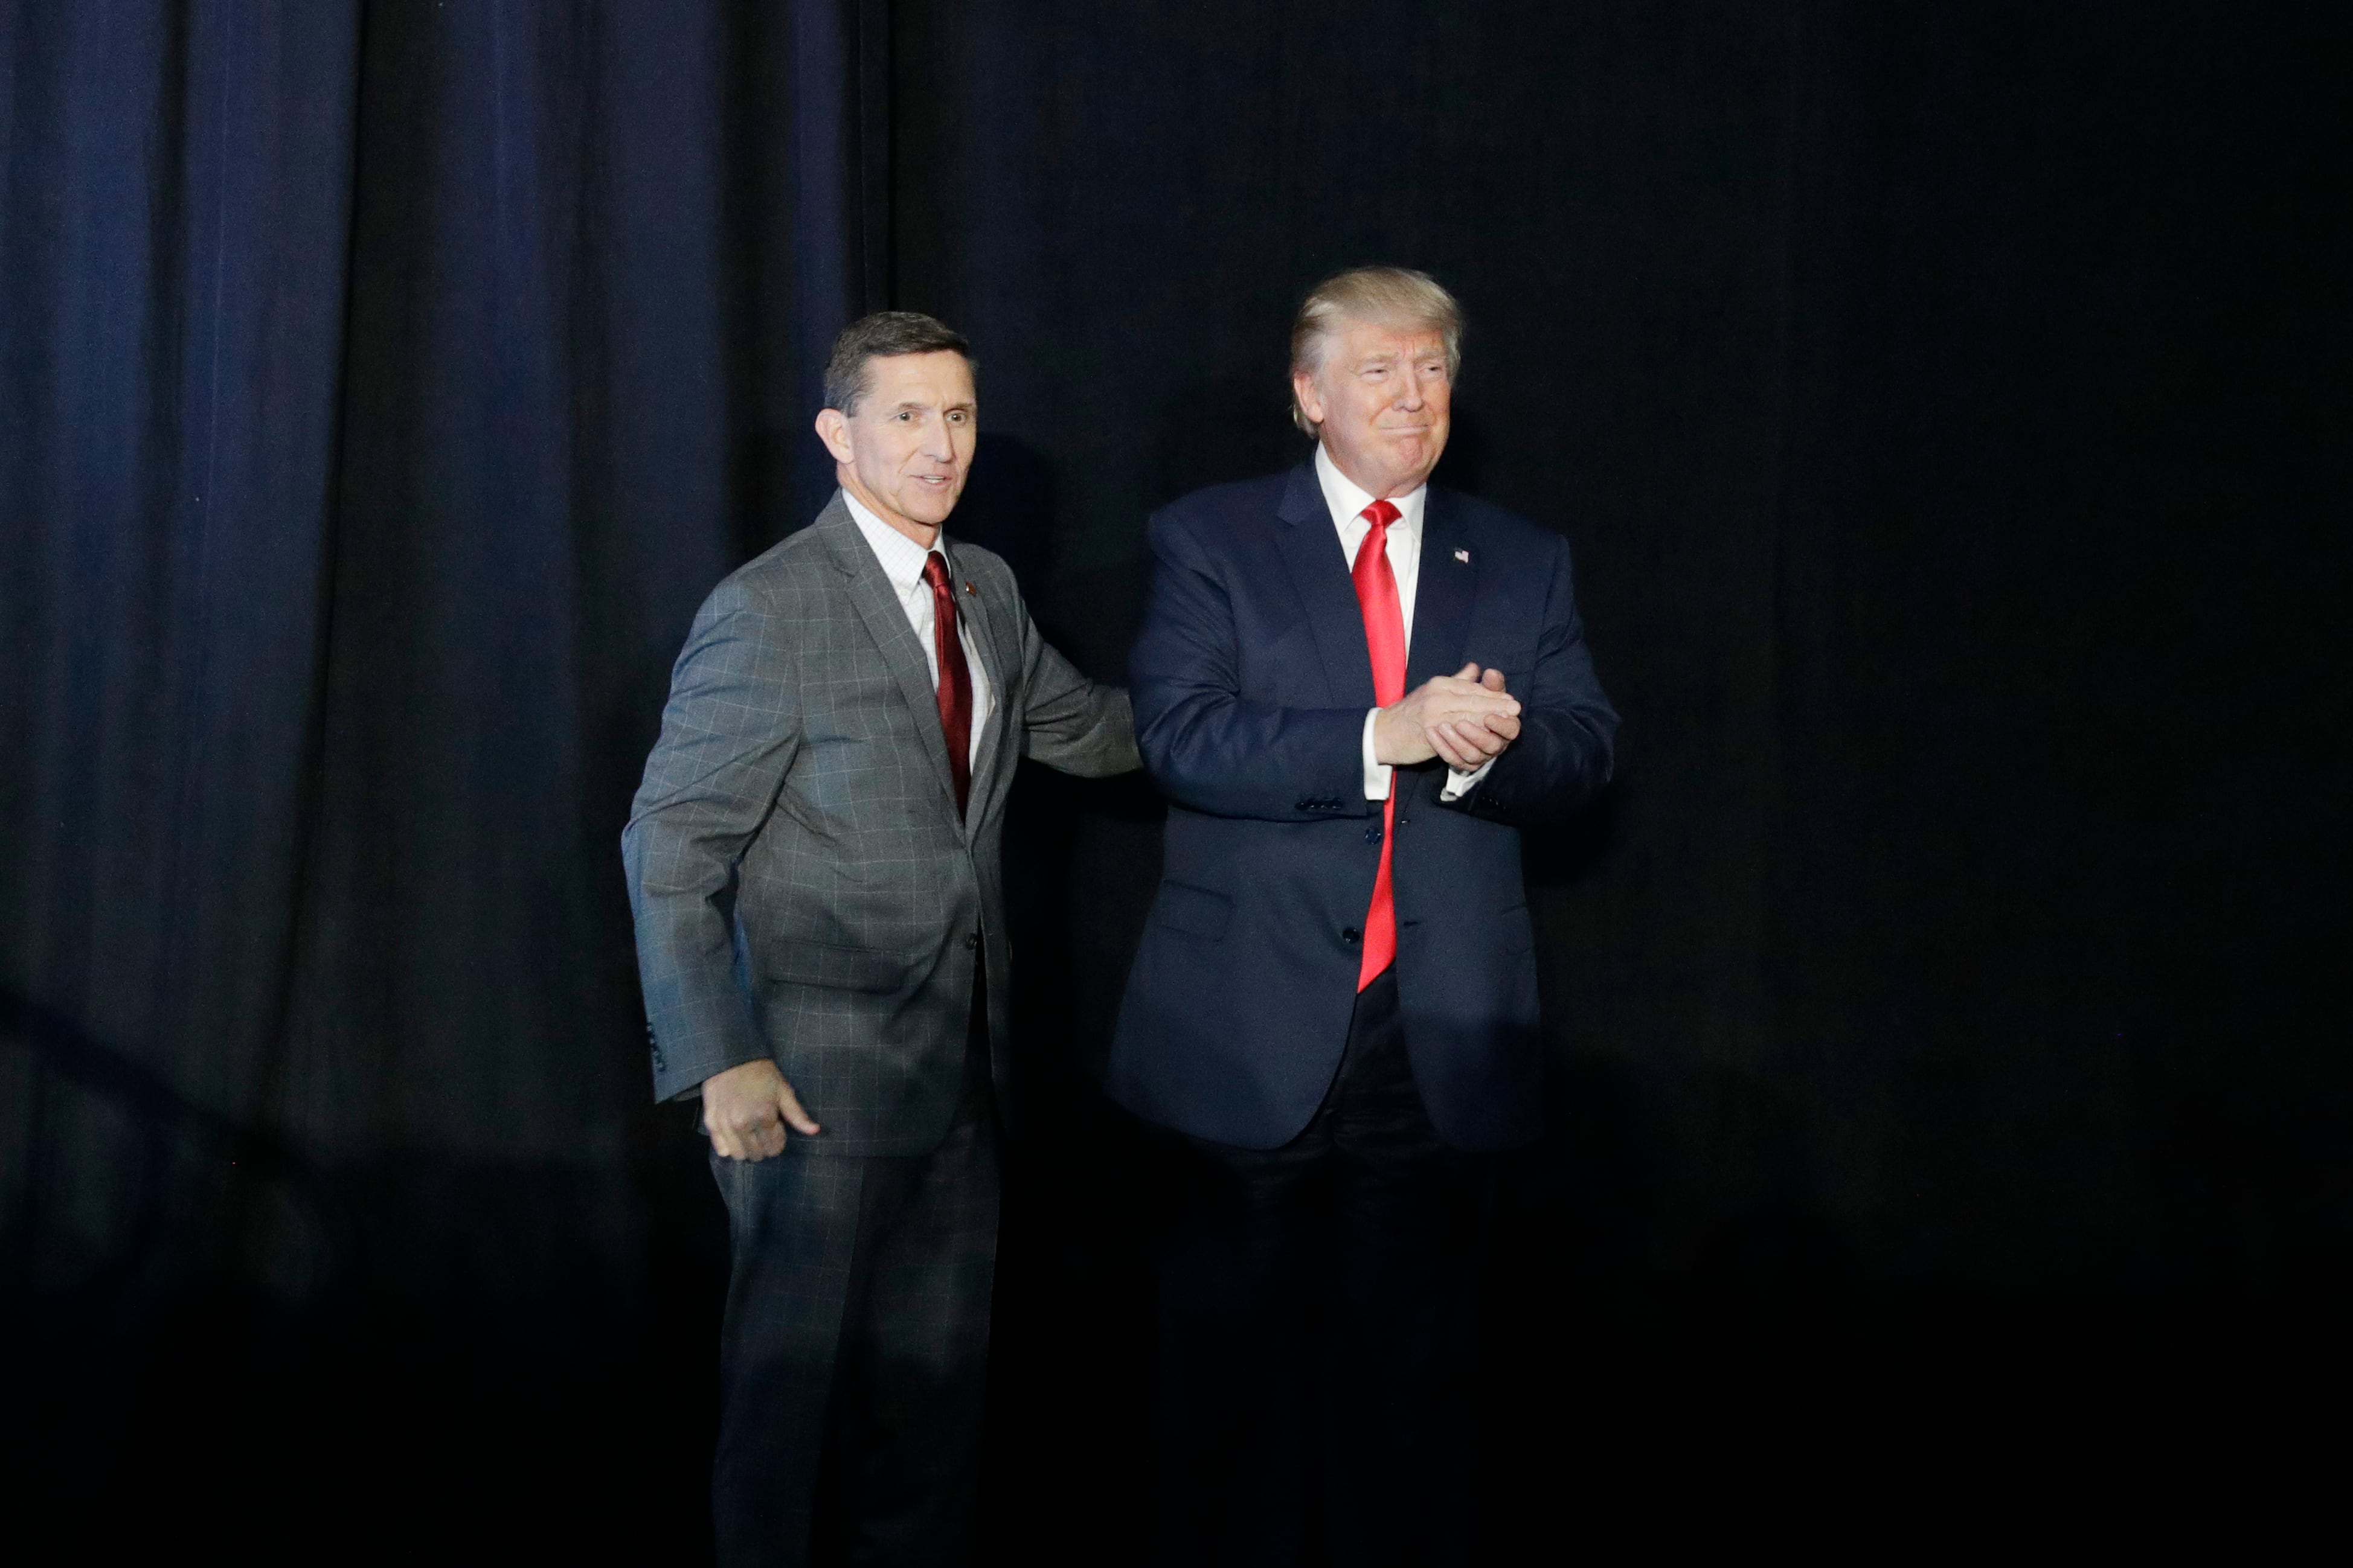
[1441,756,1496,801]
[1362,709,1392,800]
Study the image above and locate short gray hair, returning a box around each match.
[823,310,975,415]
[1288,267,1464,434]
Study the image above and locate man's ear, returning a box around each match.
[814,408,855,466]
[1290,370,1324,428]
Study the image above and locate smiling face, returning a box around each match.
[1291,316,1453,499]
[814,350,977,543]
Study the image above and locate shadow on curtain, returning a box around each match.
[2,1,886,1557]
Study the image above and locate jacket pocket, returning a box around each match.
[762,937,921,994]
[1149,880,1233,942]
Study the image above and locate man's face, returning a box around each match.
[814,350,977,539]
[1292,316,1453,499]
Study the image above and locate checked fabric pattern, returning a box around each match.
[621,492,1137,1156]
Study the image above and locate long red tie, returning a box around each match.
[1352,500,1407,989]
[921,551,973,817]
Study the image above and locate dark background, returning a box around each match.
[4,1,2346,1561]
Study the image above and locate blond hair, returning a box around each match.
[1288,267,1464,434]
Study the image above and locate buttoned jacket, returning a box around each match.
[1108,464,1617,1151]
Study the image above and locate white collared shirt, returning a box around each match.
[1314,444,1492,803]
[843,489,995,770]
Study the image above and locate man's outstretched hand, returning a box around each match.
[702,1058,820,1161]
[1375,664,1522,772]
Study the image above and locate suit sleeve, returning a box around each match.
[621,578,801,1101]
[1013,590,1141,777]
[1440,533,1618,824]
[1131,508,1370,821]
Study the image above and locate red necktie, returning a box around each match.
[1352,500,1407,989]
[922,551,973,817]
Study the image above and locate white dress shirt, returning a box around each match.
[1314,444,1493,803]
[844,490,995,770]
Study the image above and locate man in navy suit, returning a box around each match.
[1109,267,1619,1566]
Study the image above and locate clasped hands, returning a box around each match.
[1373,662,1521,772]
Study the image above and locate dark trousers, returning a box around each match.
[710,996,999,1568]
[1151,967,1494,1568]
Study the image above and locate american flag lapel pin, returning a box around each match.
[1454,547,1471,564]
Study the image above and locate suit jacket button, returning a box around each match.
[1341,926,1361,944]
[964,931,981,950]
[1364,824,1382,844]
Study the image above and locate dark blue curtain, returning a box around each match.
[2,1,356,1288]
[2,1,884,1554]
[3,0,2346,1560]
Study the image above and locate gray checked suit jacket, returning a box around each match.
[623,492,1138,1157]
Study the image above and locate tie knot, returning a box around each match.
[1361,499,1401,532]
[922,551,953,594]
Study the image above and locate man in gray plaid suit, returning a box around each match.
[623,312,1137,1567]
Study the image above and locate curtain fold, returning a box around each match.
[1,0,362,1301]
[2,0,884,1310]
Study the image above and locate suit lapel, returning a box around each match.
[814,496,963,819]
[1405,487,1474,691]
[1273,463,1378,709]
[947,541,1011,827]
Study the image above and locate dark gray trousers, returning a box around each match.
[710,1017,1000,1567]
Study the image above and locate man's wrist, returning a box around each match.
[1440,754,1497,802]
[1361,708,1392,800]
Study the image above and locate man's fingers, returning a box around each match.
[1480,667,1507,692]
[1446,720,1508,760]
[1454,662,1480,680]
[775,1080,821,1137]
[1426,712,1515,770]
[1421,696,1515,729]
[1427,697,1519,729]
[1430,722,1483,770]
[1430,673,1512,697]
[705,1098,791,1161]
[1423,676,1519,711]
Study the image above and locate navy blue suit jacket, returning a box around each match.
[1107,463,1619,1151]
